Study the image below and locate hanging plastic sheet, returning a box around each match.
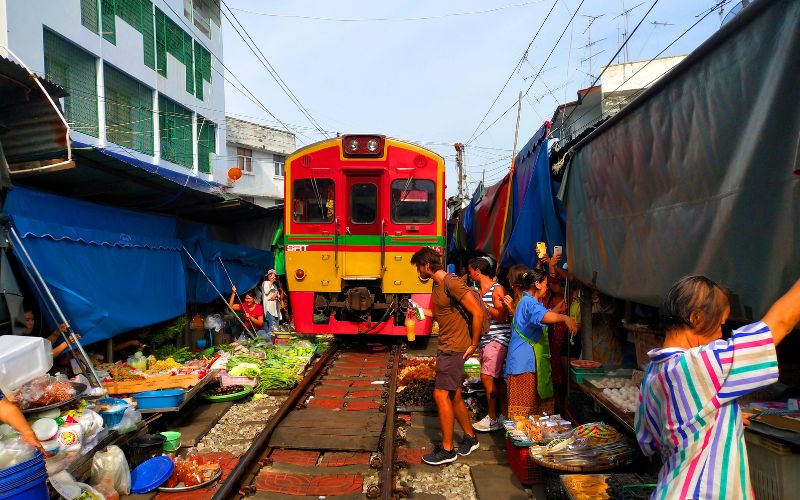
[471,176,510,260]
[501,123,566,268]
[4,187,187,345]
[182,237,273,304]
[562,0,800,320]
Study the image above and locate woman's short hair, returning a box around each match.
[515,268,547,290]
[468,256,495,278]
[660,275,730,335]
[410,247,443,272]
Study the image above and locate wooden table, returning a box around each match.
[575,381,635,433]
[138,369,219,414]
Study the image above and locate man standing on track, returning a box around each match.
[411,247,484,465]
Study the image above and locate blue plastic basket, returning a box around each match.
[133,389,185,410]
[97,398,129,428]
[0,453,48,500]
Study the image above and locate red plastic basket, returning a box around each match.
[505,437,543,485]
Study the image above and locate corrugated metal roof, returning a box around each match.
[0,57,68,164]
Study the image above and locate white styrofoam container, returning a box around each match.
[0,336,53,395]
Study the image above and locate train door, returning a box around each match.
[343,174,383,278]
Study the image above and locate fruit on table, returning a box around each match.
[207,385,245,396]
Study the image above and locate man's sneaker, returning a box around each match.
[457,434,480,456]
[422,445,457,465]
[472,415,504,432]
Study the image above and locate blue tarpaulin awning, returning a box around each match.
[5,186,187,345]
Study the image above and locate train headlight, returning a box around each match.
[295,268,306,281]
[342,135,385,158]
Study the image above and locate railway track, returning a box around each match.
[213,339,402,499]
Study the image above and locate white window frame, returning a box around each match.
[273,154,286,178]
[237,147,253,175]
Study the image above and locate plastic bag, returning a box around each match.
[14,374,76,410]
[91,445,130,495]
[115,408,141,434]
[0,437,35,469]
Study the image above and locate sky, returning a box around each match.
[220,0,733,197]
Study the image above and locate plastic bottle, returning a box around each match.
[404,315,416,342]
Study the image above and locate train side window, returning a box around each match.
[391,179,435,224]
[350,183,377,224]
[292,178,334,223]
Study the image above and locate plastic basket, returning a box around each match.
[570,366,605,384]
[745,431,800,500]
[505,437,543,485]
[97,398,129,428]
[627,326,664,370]
[125,434,166,469]
[543,469,569,500]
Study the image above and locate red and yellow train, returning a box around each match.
[284,135,445,336]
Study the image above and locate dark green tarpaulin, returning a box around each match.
[563,0,800,321]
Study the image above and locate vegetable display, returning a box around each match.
[221,339,316,394]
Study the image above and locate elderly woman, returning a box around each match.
[504,269,578,418]
[636,276,800,499]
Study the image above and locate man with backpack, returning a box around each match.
[410,247,488,465]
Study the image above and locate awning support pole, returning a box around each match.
[8,226,103,388]
[217,256,258,332]
[182,247,256,340]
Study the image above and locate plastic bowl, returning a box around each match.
[97,398,130,428]
[160,431,181,452]
[132,389,185,410]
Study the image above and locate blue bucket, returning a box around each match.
[0,475,48,499]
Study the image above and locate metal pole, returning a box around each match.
[182,247,256,339]
[217,256,253,317]
[9,227,103,387]
[12,243,98,382]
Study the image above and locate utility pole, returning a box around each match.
[454,142,465,206]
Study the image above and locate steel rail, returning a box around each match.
[212,341,340,500]
[377,343,401,499]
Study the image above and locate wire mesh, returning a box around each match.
[158,95,193,168]
[105,64,154,155]
[44,30,99,138]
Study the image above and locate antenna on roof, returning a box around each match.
[614,2,645,64]
[579,14,607,86]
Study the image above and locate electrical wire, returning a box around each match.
[468,0,588,146]
[551,0,728,140]
[548,0,661,138]
[216,0,329,138]
[228,1,544,23]
[465,0,560,145]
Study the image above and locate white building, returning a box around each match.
[0,0,225,180]
[551,56,686,147]
[223,116,296,208]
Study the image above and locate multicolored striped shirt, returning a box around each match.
[635,321,779,500]
[477,282,512,348]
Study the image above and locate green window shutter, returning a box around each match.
[197,116,215,174]
[104,65,154,155]
[141,1,156,70]
[184,32,194,95]
[81,0,100,34]
[155,8,167,77]
[158,95,193,168]
[193,41,211,99]
[43,30,99,138]
[101,0,116,44]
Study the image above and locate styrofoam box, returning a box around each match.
[0,336,53,394]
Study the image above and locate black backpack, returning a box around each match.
[443,274,491,338]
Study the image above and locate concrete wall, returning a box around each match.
[223,117,296,207]
[2,0,226,181]
[600,56,686,93]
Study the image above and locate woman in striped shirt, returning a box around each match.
[636,275,800,499]
[467,257,511,432]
